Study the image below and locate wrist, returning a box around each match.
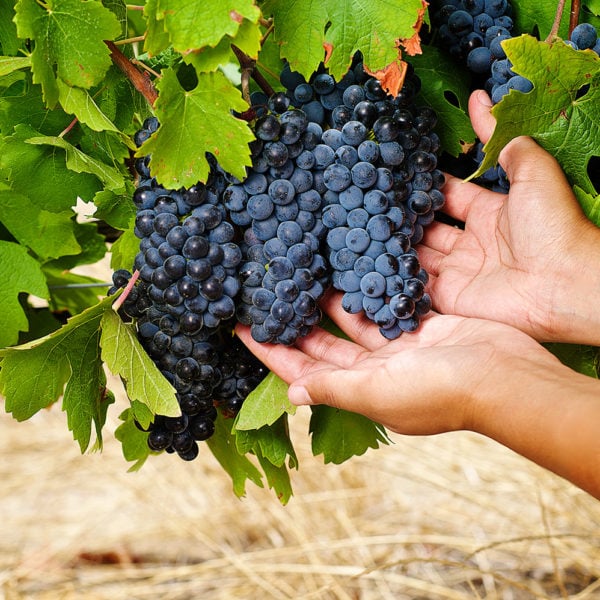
[541,221,600,345]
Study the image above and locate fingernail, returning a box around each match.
[288,385,312,406]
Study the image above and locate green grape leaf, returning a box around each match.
[256,451,294,505]
[93,189,136,231]
[45,220,107,271]
[0,125,101,208]
[545,343,599,378]
[100,308,180,418]
[234,371,296,430]
[137,68,254,188]
[0,296,113,451]
[263,0,424,81]
[309,405,390,464]
[103,0,128,39]
[512,0,569,39]
[0,189,81,259]
[410,47,475,157]
[0,240,49,347]
[142,0,170,57]
[0,0,19,55]
[184,18,261,73]
[206,415,264,498]
[0,56,31,77]
[13,0,121,107]
[574,186,600,226]
[109,228,139,271]
[57,79,120,133]
[155,0,260,52]
[0,77,73,136]
[234,416,298,503]
[26,132,126,193]
[235,415,298,468]
[474,36,600,196]
[254,34,285,93]
[114,408,153,471]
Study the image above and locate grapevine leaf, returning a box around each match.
[206,414,264,498]
[235,415,298,468]
[0,78,72,136]
[309,405,390,464]
[410,47,475,157]
[0,56,31,76]
[0,125,101,208]
[26,133,126,193]
[109,228,139,271]
[13,0,121,107]
[263,0,424,82]
[0,0,19,55]
[474,36,600,196]
[234,371,296,430]
[512,0,569,39]
[0,189,81,259]
[585,0,600,15]
[100,309,180,418]
[93,189,136,231]
[0,240,49,347]
[137,68,254,187]
[254,33,285,92]
[155,0,260,52]
[545,343,599,378]
[130,399,155,430]
[102,0,128,39]
[114,408,152,471]
[0,296,113,451]
[57,79,120,133]
[574,186,600,226]
[256,452,294,505]
[184,19,261,73]
[45,220,107,270]
[142,0,170,57]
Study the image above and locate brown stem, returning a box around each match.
[58,116,79,138]
[231,44,275,99]
[105,40,158,106]
[569,0,581,36]
[547,0,567,42]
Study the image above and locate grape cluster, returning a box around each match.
[224,110,331,345]
[110,117,269,459]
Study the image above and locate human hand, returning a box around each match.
[418,90,600,345]
[235,291,562,436]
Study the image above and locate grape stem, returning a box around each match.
[569,0,581,36]
[231,44,275,101]
[112,270,140,312]
[105,40,158,106]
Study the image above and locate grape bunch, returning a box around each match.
[110,117,269,459]
[112,59,447,458]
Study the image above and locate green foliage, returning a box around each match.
[475,35,600,202]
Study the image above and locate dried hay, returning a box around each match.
[1,382,599,600]
[1,259,599,599]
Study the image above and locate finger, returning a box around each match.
[439,173,493,222]
[420,220,463,255]
[415,244,447,278]
[319,292,391,351]
[468,89,495,143]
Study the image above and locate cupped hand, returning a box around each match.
[418,90,600,344]
[235,291,561,436]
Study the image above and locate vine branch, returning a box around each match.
[231,44,275,101]
[105,40,158,106]
[569,0,581,36]
[547,0,567,42]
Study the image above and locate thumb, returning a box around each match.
[468,89,495,143]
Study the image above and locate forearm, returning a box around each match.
[470,359,600,499]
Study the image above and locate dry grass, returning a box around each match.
[1,386,599,600]
[1,259,599,599]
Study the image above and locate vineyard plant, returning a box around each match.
[0,0,598,503]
